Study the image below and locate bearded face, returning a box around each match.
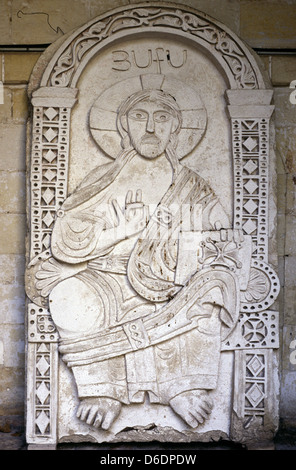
[126,99,179,159]
[118,91,181,159]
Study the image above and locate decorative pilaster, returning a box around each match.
[226,90,274,262]
[29,87,78,259]
[231,349,279,447]
[26,305,59,447]
[226,89,279,446]
[26,87,77,447]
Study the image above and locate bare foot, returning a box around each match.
[169,390,213,428]
[76,397,122,430]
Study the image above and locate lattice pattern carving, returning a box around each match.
[34,343,52,436]
[27,92,75,445]
[232,118,269,262]
[231,348,278,442]
[30,106,70,259]
[26,305,58,443]
[26,340,58,444]
[244,352,266,419]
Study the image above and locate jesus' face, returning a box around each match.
[126,99,179,159]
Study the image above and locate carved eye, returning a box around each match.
[128,109,148,121]
[154,111,172,123]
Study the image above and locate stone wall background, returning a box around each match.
[0,0,295,446]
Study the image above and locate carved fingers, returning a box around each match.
[111,189,148,239]
[125,188,142,206]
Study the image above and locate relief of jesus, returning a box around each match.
[44,74,241,431]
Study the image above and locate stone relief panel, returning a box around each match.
[25,4,279,447]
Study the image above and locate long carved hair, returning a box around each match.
[63,90,183,211]
[117,89,183,171]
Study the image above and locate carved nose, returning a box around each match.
[146,114,155,133]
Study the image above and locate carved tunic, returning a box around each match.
[49,149,239,404]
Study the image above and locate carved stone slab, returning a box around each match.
[25,3,279,448]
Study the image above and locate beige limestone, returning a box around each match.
[274,88,296,128]
[286,175,296,216]
[0,87,12,123]
[0,171,25,214]
[11,87,29,123]
[3,53,41,84]
[0,124,27,171]
[0,282,25,325]
[271,56,296,87]
[0,214,26,254]
[285,255,296,288]
[0,0,294,448]
[240,1,296,49]
[24,3,281,448]
[0,1,12,44]
[11,0,88,45]
[0,0,242,46]
[0,255,25,285]
[0,324,24,368]
[0,366,25,416]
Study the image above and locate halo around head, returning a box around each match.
[89,74,207,160]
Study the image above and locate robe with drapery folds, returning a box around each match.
[49,149,239,405]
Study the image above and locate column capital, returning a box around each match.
[31,87,78,108]
[226,89,274,119]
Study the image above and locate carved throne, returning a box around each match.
[25,3,280,448]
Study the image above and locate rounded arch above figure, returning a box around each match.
[31,2,270,94]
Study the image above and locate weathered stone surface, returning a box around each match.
[0,367,25,415]
[0,282,25,325]
[3,53,41,84]
[240,1,296,49]
[0,255,25,285]
[0,171,25,214]
[24,3,280,448]
[0,124,27,171]
[280,369,296,419]
[0,324,25,368]
[1,0,296,452]
[0,214,26,254]
[274,88,296,128]
[271,56,296,87]
[0,0,241,45]
[11,0,90,45]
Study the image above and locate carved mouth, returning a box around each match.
[141,135,160,145]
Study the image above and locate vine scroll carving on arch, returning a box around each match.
[41,4,262,90]
[25,3,279,447]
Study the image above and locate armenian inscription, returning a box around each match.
[112,48,187,71]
